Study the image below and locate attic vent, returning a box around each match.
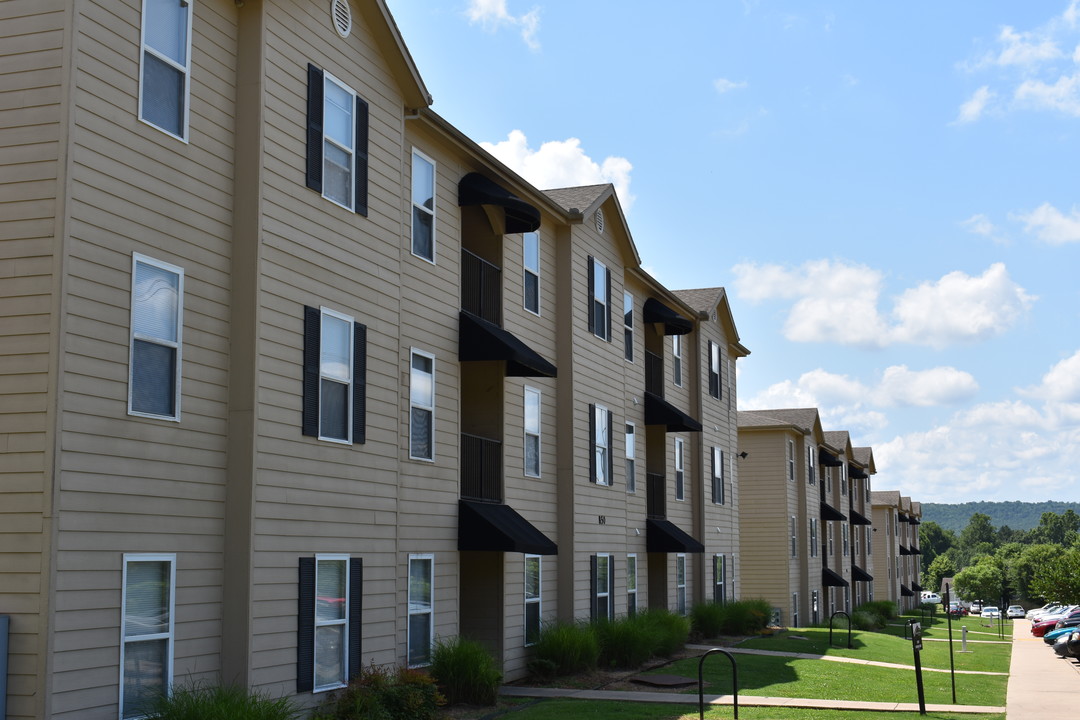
[595,208,605,233]
[331,0,352,38]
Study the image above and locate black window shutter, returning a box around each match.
[719,347,724,400]
[606,409,614,485]
[711,449,717,504]
[605,264,612,341]
[352,323,367,443]
[713,556,721,603]
[588,404,596,483]
[302,306,321,437]
[608,556,616,618]
[586,256,595,335]
[306,65,324,193]
[720,450,726,505]
[297,557,316,692]
[589,555,598,621]
[347,558,363,680]
[354,96,369,216]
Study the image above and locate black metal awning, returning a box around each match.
[898,512,910,523]
[459,311,556,378]
[909,517,920,525]
[458,499,557,555]
[848,464,868,479]
[852,565,874,582]
[848,509,872,526]
[901,585,914,597]
[646,518,704,553]
[821,502,847,522]
[643,392,702,432]
[911,546,922,555]
[642,298,693,336]
[822,567,849,587]
[912,582,923,592]
[458,172,541,234]
[819,448,844,467]
[899,545,912,556]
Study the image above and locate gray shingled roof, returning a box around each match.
[871,490,901,506]
[543,185,610,213]
[738,408,820,434]
[823,430,850,450]
[853,447,874,468]
[911,501,922,517]
[673,287,725,313]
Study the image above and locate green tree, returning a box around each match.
[1010,544,1066,604]
[925,552,957,596]
[919,521,955,574]
[1028,510,1080,547]
[953,558,1003,603]
[1030,548,1080,604]
[960,512,996,547]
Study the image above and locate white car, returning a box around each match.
[921,592,942,605]
[1006,605,1026,619]
[981,606,1000,618]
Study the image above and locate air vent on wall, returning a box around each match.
[332,0,352,38]
[595,208,605,233]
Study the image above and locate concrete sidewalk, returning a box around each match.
[1006,618,1080,717]
[686,644,1007,675]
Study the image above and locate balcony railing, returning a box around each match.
[461,433,502,502]
[646,472,666,519]
[461,249,502,326]
[645,350,663,397]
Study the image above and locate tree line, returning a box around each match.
[921,500,1080,533]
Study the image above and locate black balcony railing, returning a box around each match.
[461,433,502,502]
[645,350,663,397]
[461,249,502,326]
[646,472,666,519]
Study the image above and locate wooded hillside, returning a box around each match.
[922,500,1080,533]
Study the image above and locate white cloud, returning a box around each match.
[714,78,748,94]
[1014,72,1080,116]
[874,365,979,407]
[1020,349,1080,402]
[959,213,1006,244]
[952,86,995,124]
[466,0,541,50]
[732,261,1034,349]
[1013,202,1080,244]
[995,25,1063,67]
[480,130,635,210]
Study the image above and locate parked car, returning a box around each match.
[970,601,983,613]
[981,606,1001,618]
[1027,602,1060,619]
[948,603,969,617]
[1032,618,1059,637]
[921,592,942,605]
[1030,605,1080,625]
[1042,622,1080,644]
[1006,605,1026,619]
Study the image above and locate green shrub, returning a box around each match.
[312,663,444,720]
[139,683,303,720]
[691,602,726,639]
[430,636,502,706]
[595,615,659,668]
[855,600,898,628]
[638,609,690,657]
[851,610,880,630]
[692,599,773,639]
[530,621,599,676]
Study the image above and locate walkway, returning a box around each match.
[1006,618,1080,717]
[691,644,1007,676]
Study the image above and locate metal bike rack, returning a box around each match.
[698,647,738,720]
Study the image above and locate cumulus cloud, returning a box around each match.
[952,86,995,124]
[732,260,1034,349]
[1014,72,1080,116]
[994,25,1064,67]
[1013,202,1080,244]
[1020,349,1080,402]
[714,78,748,94]
[959,213,1006,244]
[480,130,635,210]
[466,0,541,50]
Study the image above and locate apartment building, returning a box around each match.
[0,1,747,717]
[870,490,924,612]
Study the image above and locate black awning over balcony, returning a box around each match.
[912,546,922,555]
[849,464,868,479]
[899,545,912,556]
[646,518,705,553]
[912,581,923,592]
[901,585,914,597]
[643,391,702,432]
[910,517,920,525]
[819,448,844,467]
[852,565,874,582]
[458,499,557,555]
[821,502,847,522]
[459,311,556,378]
[642,298,693,336]
[458,172,541,234]
[898,512,910,523]
[822,567,849,587]
[849,509,872,526]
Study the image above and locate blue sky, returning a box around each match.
[386,1,1080,504]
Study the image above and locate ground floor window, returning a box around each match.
[627,554,638,616]
[524,555,541,646]
[792,592,799,627]
[121,554,175,719]
[811,590,820,625]
[676,554,687,615]
[713,554,726,604]
[408,554,434,666]
[592,554,614,621]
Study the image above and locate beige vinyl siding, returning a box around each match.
[0,0,68,716]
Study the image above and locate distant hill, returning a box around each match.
[921,501,1080,533]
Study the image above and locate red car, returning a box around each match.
[1032,619,1058,637]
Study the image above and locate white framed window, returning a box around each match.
[792,592,799,628]
[675,554,687,615]
[867,527,872,555]
[786,439,795,482]
[623,291,634,362]
[411,149,436,262]
[842,523,849,557]
[524,555,541,646]
[840,465,847,495]
[790,516,797,558]
[317,307,354,443]
[589,258,609,340]
[824,467,831,495]
[314,555,349,691]
[672,334,683,387]
[320,73,358,210]
[626,554,637,616]
[809,518,818,558]
[593,404,611,486]
[711,446,725,505]
[523,232,540,315]
[827,523,834,556]
[409,350,435,460]
[129,253,183,421]
[714,554,727,604]
[807,445,816,485]
[594,554,613,621]
[674,437,685,501]
[121,553,175,719]
[139,0,192,140]
[408,554,434,666]
[708,341,721,399]
[625,423,636,493]
[524,386,541,477]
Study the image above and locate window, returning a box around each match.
[524,555,541,646]
[623,292,634,361]
[790,516,797,558]
[139,0,192,139]
[626,554,638,616]
[809,518,818,558]
[625,423,636,493]
[792,593,799,628]
[674,438,685,501]
[592,554,614,622]
[786,439,795,482]
[587,256,610,340]
[840,466,847,495]
[523,232,540,314]
[411,150,436,262]
[708,341,721,398]
[303,307,367,443]
[807,446,816,485]
[524,387,541,477]
[711,446,725,504]
[827,523,834,556]
[713,554,726,604]
[866,527,872,555]
[672,335,683,387]
[121,554,175,719]
[409,350,435,460]
[305,65,369,214]
[129,254,183,420]
[298,555,362,693]
[590,404,613,486]
[842,524,849,557]
[675,554,687,615]
[408,555,434,666]
[811,590,820,625]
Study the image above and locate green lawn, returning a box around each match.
[498,699,1005,720]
